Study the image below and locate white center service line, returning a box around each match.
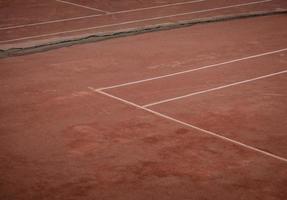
[0,0,272,43]
[88,88,287,163]
[142,70,287,107]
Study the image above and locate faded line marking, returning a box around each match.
[56,0,109,13]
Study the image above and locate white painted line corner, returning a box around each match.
[56,0,109,14]
[89,86,287,163]
[0,0,272,43]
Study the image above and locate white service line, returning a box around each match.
[0,0,204,30]
[56,0,109,13]
[99,47,287,91]
[0,0,271,43]
[89,88,287,163]
[143,70,287,107]
[110,0,205,14]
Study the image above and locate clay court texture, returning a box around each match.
[0,1,287,200]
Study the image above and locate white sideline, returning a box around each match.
[55,0,109,13]
[143,70,287,107]
[0,14,103,31]
[89,88,287,163]
[0,0,272,43]
[0,0,205,30]
[99,47,287,91]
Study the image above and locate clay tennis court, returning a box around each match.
[0,1,287,200]
[1,0,287,49]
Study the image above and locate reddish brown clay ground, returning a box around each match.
[107,52,287,105]
[0,15,287,200]
[151,74,287,157]
[1,0,287,49]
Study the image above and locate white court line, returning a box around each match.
[99,47,287,91]
[110,0,205,14]
[89,88,287,163]
[143,70,287,107]
[56,0,109,13]
[0,0,205,30]
[0,0,271,43]
[0,14,103,31]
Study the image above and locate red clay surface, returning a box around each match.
[0,15,287,200]
[151,74,287,157]
[0,0,100,27]
[1,0,287,48]
[107,51,287,106]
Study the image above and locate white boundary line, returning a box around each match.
[143,70,287,107]
[89,88,287,163]
[0,0,271,43]
[0,0,205,30]
[99,47,287,91]
[55,0,109,13]
[0,14,103,31]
